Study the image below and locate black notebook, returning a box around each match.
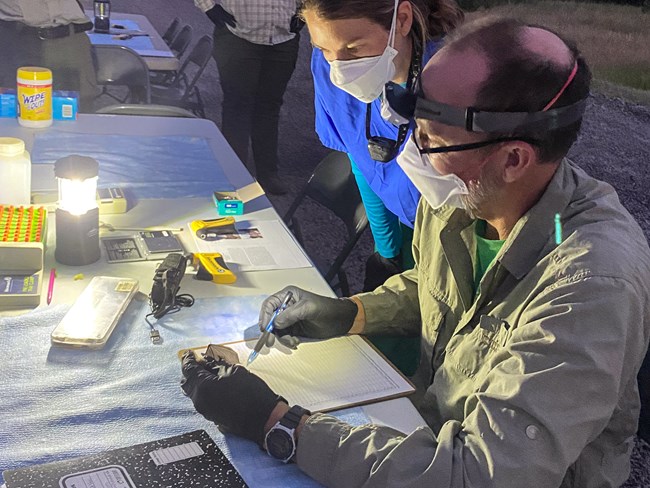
[2,430,248,488]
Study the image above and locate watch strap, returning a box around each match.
[278,405,310,430]
[265,405,310,462]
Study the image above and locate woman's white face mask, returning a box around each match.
[328,0,400,103]
[380,85,410,126]
[397,135,469,209]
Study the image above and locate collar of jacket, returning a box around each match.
[430,158,576,281]
[499,158,575,280]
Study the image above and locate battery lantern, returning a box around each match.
[94,0,111,33]
[54,155,100,266]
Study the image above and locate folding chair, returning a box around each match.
[150,35,213,117]
[283,151,369,296]
[150,24,194,86]
[169,24,193,58]
[93,45,151,104]
[162,17,180,46]
[149,23,192,86]
[96,104,197,118]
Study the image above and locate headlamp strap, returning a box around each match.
[542,61,578,111]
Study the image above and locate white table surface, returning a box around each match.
[1,114,335,303]
[85,11,180,71]
[0,114,427,475]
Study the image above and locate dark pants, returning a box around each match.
[0,21,98,112]
[639,349,650,442]
[364,225,420,377]
[212,26,299,180]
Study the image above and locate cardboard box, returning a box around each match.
[212,181,265,216]
[52,90,78,120]
[0,242,44,309]
[0,88,78,120]
[213,191,243,215]
[97,187,128,214]
[0,88,15,118]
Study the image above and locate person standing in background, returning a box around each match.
[300,0,463,375]
[302,0,463,292]
[194,0,303,195]
[0,0,97,112]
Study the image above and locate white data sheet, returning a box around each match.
[189,220,312,271]
[186,336,415,413]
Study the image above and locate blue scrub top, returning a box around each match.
[311,41,440,228]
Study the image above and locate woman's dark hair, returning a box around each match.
[300,0,464,49]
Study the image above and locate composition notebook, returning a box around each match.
[180,335,416,413]
[2,430,248,488]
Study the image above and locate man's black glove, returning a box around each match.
[181,350,283,445]
[363,252,403,292]
[259,286,358,348]
[289,14,305,34]
[205,5,236,28]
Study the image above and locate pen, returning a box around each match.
[247,291,293,366]
[46,268,56,305]
[554,213,562,245]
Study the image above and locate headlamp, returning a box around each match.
[384,80,587,134]
[366,43,421,163]
[366,103,410,162]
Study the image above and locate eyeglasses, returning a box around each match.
[412,130,538,157]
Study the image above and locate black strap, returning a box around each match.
[279,405,310,429]
[365,100,373,140]
[1,20,93,39]
[74,0,86,15]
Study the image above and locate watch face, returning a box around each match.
[266,429,294,461]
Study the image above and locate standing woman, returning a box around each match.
[302,0,463,291]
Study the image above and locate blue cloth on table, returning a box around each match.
[86,19,155,51]
[31,132,234,198]
[0,295,370,487]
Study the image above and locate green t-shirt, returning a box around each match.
[474,220,505,292]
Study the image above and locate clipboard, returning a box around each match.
[179,335,415,413]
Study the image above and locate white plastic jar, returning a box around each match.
[0,137,31,205]
[17,67,53,129]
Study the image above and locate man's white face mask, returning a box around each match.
[328,0,400,103]
[397,135,469,209]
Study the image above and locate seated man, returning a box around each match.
[180,17,650,487]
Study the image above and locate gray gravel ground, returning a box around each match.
[106,1,650,484]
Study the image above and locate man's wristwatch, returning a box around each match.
[264,405,310,463]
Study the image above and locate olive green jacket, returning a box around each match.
[296,159,650,487]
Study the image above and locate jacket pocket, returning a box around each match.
[422,284,450,335]
[418,286,450,383]
[447,314,511,379]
